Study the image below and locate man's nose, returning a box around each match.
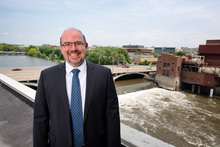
[70,44,77,50]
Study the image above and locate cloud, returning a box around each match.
[0,0,220,48]
[2,32,8,36]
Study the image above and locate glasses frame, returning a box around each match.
[62,41,86,50]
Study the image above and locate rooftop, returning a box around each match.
[0,85,33,147]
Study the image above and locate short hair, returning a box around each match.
[60,28,87,46]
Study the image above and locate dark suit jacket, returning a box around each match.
[33,61,121,147]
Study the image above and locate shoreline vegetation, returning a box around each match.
[0,43,64,63]
[0,43,132,65]
[1,43,165,66]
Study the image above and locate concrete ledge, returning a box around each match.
[121,124,174,147]
[0,73,35,106]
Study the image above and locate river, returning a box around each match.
[117,83,220,147]
[0,55,58,68]
[1,55,220,147]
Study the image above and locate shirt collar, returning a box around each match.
[65,60,87,75]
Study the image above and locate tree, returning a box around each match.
[28,45,37,50]
[39,47,53,56]
[59,54,64,60]
[54,49,61,57]
[3,44,10,51]
[86,47,131,65]
[111,50,119,65]
[36,51,42,58]
[11,45,20,52]
[118,54,126,63]
[152,52,159,58]
[86,50,100,64]
[54,49,64,60]
[39,47,46,54]
[49,52,55,60]
[0,44,3,51]
[174,51,186,56]
[117,48,131,64]
[45,48,54,56]
[139,60,148,65]
[28,48,37,56]
[23,47,29,53]
[144,60,148,65]
[135,51,142,55]
[0,43,26,52]
[41,53,47,59]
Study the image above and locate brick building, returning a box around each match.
[155,40,220,96]
[155,54,183,90]
[198,40,220,65]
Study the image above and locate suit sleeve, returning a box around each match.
[33,71,50,147]
[106,69,121,147]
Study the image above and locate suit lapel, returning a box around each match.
[84,62,96,123]
[56,62,70,116]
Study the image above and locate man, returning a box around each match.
[33,28,121,147]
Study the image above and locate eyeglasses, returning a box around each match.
[62,41,86,50]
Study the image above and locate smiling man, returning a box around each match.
[33,28,121,147]
[60,29,88,68]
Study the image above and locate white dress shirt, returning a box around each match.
[65,60,87,117]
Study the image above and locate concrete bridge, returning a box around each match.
[0,51,26,55]
[107,66,156,81]
[0,65,156,88]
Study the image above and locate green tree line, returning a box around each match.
[86,47,131,65]
[0,43,28,52]
[1,44,131,65]
[0,43,64,61]
[27,45,64,61]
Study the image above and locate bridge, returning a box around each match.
[0,65,156,88]
[109,66,155,81]
[0,51,26,55]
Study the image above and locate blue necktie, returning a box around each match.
[71,69,84,147]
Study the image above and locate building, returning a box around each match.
[206,40,220,45]
[163,47,176,54]
[198,40,220,65]
[154,47,176,54]
[43,45,59,50]
[155,54,183,91]
[181,47,198,53]
[134,55,158,65]
[122,45,152,55]
[181,55,220,96]
[155,40,220,97]
[154,47,163,54]
[123,45,144,49]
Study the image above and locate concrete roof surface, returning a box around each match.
[0,85,33,147]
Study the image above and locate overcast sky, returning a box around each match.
[0,0,220,48]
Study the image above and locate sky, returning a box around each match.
[0,0,220,48]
